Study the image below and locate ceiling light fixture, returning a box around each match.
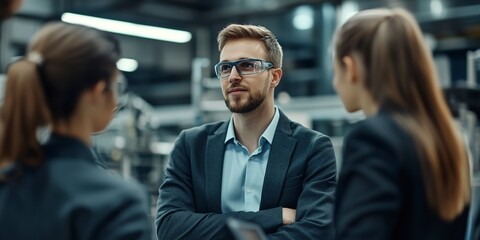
[339,1,359,25]
[430,0,445,18]
[117,58,138,72]
[293,5,314,30]
[61,12,192,43]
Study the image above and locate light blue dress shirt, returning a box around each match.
[221,107,280,213]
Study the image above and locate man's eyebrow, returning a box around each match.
[219,57,252,63]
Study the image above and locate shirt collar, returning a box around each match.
[225,106,280,145]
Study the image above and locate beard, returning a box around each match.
[224,88,268,113]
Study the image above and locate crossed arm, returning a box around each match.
[155,132,336,240]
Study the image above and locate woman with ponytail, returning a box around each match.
[333,8,470,239]
[0,22,151,240]
[0,0,22,20]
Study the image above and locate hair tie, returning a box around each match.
[26,51,50,97]
[26,52,44,65]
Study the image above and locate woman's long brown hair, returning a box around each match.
[335,8,470,221]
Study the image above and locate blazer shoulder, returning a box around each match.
[44,159,151,239]
[351,112,407,138]
[48,159,146,204]
[288,118,331,141]
[181,120,227,138]
[276,110,326,138]
[344,112,415,163]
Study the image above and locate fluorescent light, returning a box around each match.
[117,58,138,72]
[293,6,314,30]
[61,12,192,43]
[430,0,445,18]
[339,1,359,25]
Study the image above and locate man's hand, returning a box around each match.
[282,208,296,225]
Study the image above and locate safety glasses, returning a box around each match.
[113,73,128,112]
[214,58,274,79]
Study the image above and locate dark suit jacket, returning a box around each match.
[335,110,469,240]
[156,111,336,240]
[0,133,152,240]
[473,187,480,240]
[475,217,480,240]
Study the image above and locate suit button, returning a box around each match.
[246,187,252,193]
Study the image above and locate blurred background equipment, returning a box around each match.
[1,0,480,233]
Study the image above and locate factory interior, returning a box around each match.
[1,0,480,238]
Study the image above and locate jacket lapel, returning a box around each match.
[205,122,228,212]
[260,111,297,209]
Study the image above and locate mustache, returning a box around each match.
[226,84,248,93]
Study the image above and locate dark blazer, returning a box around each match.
[335,110,469,240]
[474,208,480,240]
[156,110,336,240]
[473,188,480,240]
[0,134,152,240]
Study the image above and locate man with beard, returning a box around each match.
[156,24,336,240]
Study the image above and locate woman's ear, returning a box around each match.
[91,80,108,100]
[342,56,359,84]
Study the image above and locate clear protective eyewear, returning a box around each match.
[214,58,274,79]
[116,73,127,97]
[113,73,128,112]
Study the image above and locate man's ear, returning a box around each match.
[342,56,359,84]
[271,68,282,87]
